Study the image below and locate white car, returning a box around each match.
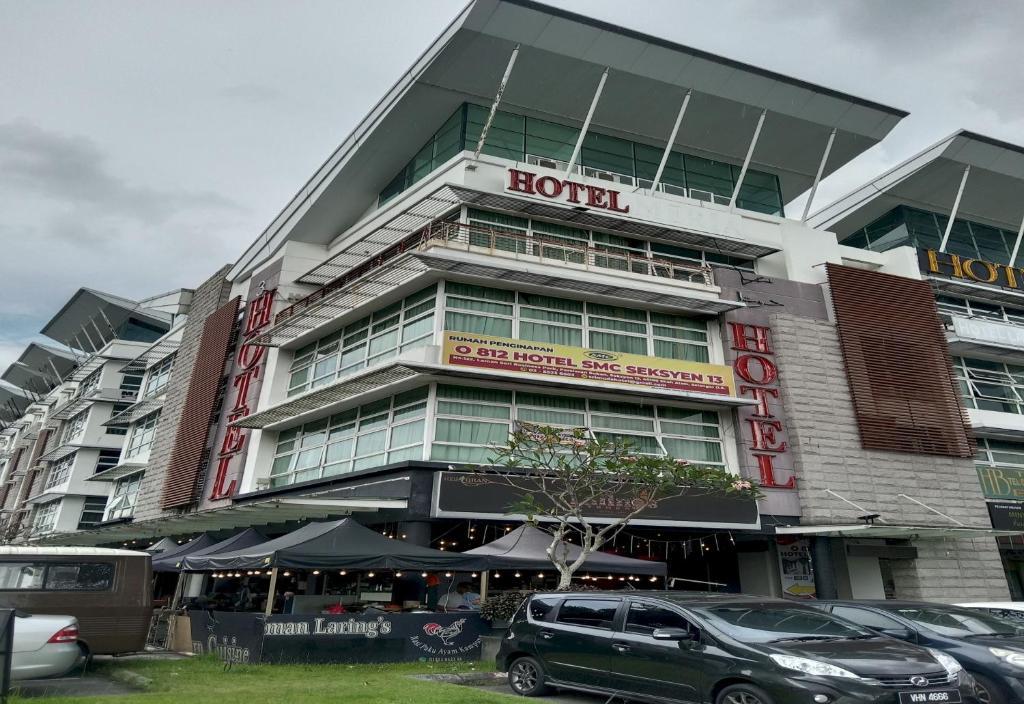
[11,613,83,681]
[955,602,1024,623]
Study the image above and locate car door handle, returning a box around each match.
[539,630,555,639]
[612,642,631,653]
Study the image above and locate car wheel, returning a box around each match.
[716,683,776,704]
[971,671,1007,704]
[507,656,551,697]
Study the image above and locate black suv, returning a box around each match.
[497,591,978,704]
[813,600,1024,704]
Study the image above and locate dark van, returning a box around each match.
[0,547,152,655]
[498,591,978,704]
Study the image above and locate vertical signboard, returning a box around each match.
[776,537,816,599]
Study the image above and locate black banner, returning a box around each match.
[189,611,486,664]
[988,502,1024,532]
[433,471,759,528]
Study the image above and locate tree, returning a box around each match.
[475,423,761,590]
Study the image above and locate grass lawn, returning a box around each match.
[10,657,515,704]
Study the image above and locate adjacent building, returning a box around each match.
[0,0,1016,601]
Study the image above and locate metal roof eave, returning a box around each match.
[774,523,1020,540]
[227,0,906,283]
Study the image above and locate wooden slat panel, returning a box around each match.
[161,297,240,510]
[827,263,974,457]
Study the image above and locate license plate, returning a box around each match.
[898,691,961,704]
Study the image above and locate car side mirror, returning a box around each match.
[652,627,699,647]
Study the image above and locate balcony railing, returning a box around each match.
[523,154,732,206]
[275,220,716,326]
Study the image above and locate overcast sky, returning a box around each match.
[1,0,1022,374]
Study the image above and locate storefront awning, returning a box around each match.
[29,497,408,546]
[774,524,1022,540]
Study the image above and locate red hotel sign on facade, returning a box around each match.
[506,168,630,213]
[729,322,795,489]
[209,288,276,500]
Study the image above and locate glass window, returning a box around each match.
[271,388,428,488]
[31,501,60,535]
[831,606,905,630]
[95,449,122,474]
[77,497,108,529]
[892,606,1022,637]
[143,354,175,397]
[0,563,45,589]
[61,409,89,443]
[106,402,131,436]
[684,155,733,202]
[124,411,161,459]
[955,357,1024,415]
[699,606,871,643]
[625,601,693,635]
[105,472,144,521]
[529,596,560,622]
[556,599,620,629]
[44,453,76,490]
[43,562,114,591]
[288,285,436,396]
[525,117,579,163]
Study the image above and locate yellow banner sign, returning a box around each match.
[442,332,736,396]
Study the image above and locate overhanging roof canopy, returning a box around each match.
[230,0,906,281]
[775,523,1022,540]
[810,130,1024,237]
[181,518,489,571]
[1,344,79,394]
[466,525,665,575]
[0,384,31,424]
[40,288,172,349]
[31,497,407,546]
[146,537,179,554]
[160,528,268,572]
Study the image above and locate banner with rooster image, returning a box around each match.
[193,611,487,664]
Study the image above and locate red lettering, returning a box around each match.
[728,322,772,353]
[740,385,779,418]
[585,185,608,208]
[535,176,563,198]
[244,290,275,337]
[231,366,260,413]
[735,354,778,385]
[747,418,787,452]
[220,424,246,455]
[565,181,585,204]
[754,454,796,489]
[208,456,238,500]
[237,341,266,369]
[507,168,535,194]
[606,190,629,213]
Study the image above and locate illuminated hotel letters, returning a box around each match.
[729,322,795,489]
[507,168,630,214]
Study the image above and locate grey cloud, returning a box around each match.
[0,121,243,225]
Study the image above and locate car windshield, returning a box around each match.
[696,605,873,644]
[891,606,1024,638]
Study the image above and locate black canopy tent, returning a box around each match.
[181,518,490,615]
[172,528,268,569]
[145,537,179,554]
[151,534,219,572]
[466,525,667,577]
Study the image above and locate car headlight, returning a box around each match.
[769,654,863,680]
[989,646,1024,668]
[927,648,964,676]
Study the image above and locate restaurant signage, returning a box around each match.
[978,466,1024,501]
[432,470,760,528]
[987,501,1024,532]
[190,611,485,664]
[209,288,276,500]
[729,322,794,489]
[920,249,1024,291]
[506,168,630,213]
[442,332,736,396]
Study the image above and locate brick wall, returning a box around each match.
[770,313,1009,601]
[132,266,233,522]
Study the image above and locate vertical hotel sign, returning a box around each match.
[729,323,794,489]
[208,288,275,500]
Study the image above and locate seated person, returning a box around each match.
[436,582,481,611]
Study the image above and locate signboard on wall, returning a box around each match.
[432,471,760,528]
[988,502,1024,532]
[441,332,736,396]
[776,537,816,599]
[952,316,1024,349]
[978,466,1024,501]
[919,248,1024,292]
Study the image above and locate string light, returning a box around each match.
[395,571,403,577]
[537,573,544,578]
[649,577,658,582]
[339,570,347,576]
[471,573,478,578]
[493,572,501,578]
[514,572,521,578]
[421,572,428,578]
[283,571,291,577]
[368,572,376,578]
[312,570,321,575]
[444,572,452,578]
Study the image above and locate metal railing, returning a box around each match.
[524,154,732,205]
[275,220,714,325]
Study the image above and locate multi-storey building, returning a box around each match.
[809,130,1024,598]
[1,0,1016,602]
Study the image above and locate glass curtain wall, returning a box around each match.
[842,205,1024,266]
[954,357,1024,415]
[379,103,784,216]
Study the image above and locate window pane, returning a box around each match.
[557,599,619,629]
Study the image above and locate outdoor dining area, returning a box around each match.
[148,518,666,664]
